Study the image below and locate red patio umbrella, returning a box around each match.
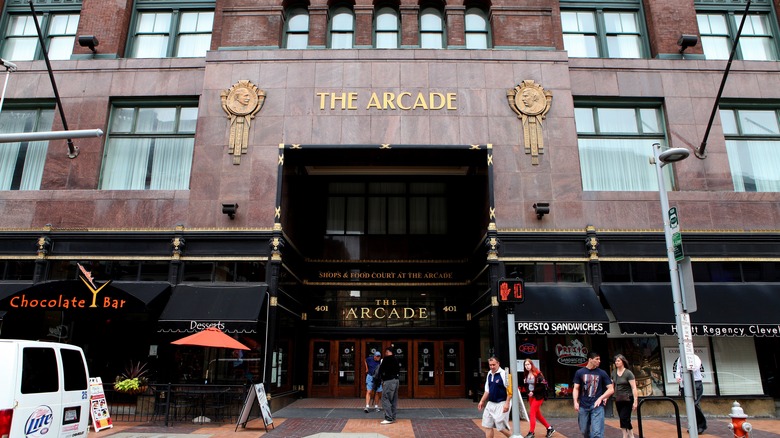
[171,327,250,350]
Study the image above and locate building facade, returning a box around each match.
[0,0,779,411]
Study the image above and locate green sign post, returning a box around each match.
[669,207,684,261]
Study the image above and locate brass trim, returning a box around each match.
[499,257,590,262]
[302,281,469,287]
[304,258,466,263]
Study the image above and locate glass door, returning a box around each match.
[336,341,358,397]
[309,339,361,398]
[310,340,333,397]
[415,341,438,397]
[412,340,465,398]
[440,340,464,397]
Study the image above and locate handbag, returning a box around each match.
[615,392,632,402]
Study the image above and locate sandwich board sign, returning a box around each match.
[235,383,274,432]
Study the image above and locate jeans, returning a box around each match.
[381,378,399,421]
[577,403,605,438]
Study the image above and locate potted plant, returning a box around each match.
[114,361,149,395]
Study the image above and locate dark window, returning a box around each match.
[140,261,171,281]
[504,263,587,283]
[182,262,215,281]
[630,262,670,282]
[61,348,88,391]
[22,347,59,394]
[691,262,742,282]
[742,262,780,281]
[3,260,35,280]
[599,261,631,282]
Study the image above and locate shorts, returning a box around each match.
[481,400,510,430]
[366,375,383,392]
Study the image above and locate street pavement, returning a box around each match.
[96,398,780,437]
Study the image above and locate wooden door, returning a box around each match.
[440,340,465,397]
[310,340,333,397]
[412,340,465,398]
[309,340,360,398]
[414,341,438,397]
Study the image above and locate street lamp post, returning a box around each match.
[652,143,699,437]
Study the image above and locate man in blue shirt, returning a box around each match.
[573,352,614,438]
[478,356,512,438]
[364,351,383,413]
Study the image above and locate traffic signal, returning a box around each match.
[498,278,525,303]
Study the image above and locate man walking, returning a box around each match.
[573,352,614,438]
[377,346,400,424]
[478,356,512,438]
[675,354,707,434]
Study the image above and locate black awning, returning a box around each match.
[158,284,268,334]
[0,283,34,302]
[112,281,171,306]
[513,285,608,334]
[601,283,780,337]
[0,280,166,313]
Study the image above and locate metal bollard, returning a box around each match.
[727,401,752,438]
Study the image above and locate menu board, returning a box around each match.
[88,377,113,432]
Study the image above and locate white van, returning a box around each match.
[0,340,91,437]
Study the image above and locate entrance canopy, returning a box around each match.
[513,285,608,334]
[158,284,267,334]
[601,283,780,337]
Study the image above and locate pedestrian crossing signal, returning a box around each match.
[498,278,524,303]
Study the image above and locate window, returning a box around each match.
[61,349,88,391]
[326,182,448,235]
[561,6,644,58]
[329,7,354,49]
[375,7,399,48]
[1,12,79,61]
[0,107,54,190]
[720,108,780,191]
[465,8,489,49]
[285,7,309,49]
[420,7,444,49]
[697,12,777,60]
[130,2,214,58]
[46,260,171,281]
[100,103,197,190]
[575,104,672,191]
[504,263,587,283]
[22,347,59,394]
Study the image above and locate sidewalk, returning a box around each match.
[96,398,780,438]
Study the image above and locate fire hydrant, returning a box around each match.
[727,401,752,437]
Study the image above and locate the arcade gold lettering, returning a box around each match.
[344,299,429,320]
[317,91,457,111]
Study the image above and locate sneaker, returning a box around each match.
[364,406,369,413]
[546,427,556,437]
[375,406,381,412]
[525,433,535,438]
[380,419,394,425]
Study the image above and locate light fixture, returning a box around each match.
[77,35,99,53]
[533,202,550,220]
[677,34,698,54]
[222,203,238,219]
[658,147,691,167]
[0,58,17,72]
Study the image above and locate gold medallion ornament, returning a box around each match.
[221,80,266,164]
[507,80,553,165]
